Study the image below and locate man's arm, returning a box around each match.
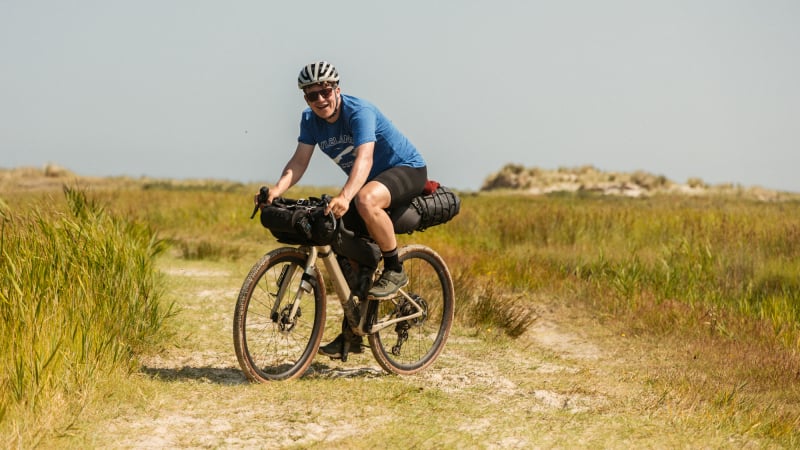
[326,141,374,217]
[268,142,315,203]
[340,142,374,202]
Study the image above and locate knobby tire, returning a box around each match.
[233,247,326,382]
[368,245,455,375]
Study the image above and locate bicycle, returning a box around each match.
[233,187,456,382]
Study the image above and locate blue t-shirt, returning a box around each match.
[298,94,426,181]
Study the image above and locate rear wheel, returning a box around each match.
[368,245,454,375]
[233,247,326,382]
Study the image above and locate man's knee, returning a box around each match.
[355,184,390,211]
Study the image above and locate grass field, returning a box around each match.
[2,179,799,447]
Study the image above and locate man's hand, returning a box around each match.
[267,189,282,205]
[251,186,270,219]
[252,186,282,211]
[325,195,350,218]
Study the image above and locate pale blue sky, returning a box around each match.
[2,0,799,192]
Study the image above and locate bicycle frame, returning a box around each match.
[274,244,425,337]
[237,188,455,381]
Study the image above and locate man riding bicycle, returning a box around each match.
[262,61,428,357]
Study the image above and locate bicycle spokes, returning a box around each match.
[368,245,454,376]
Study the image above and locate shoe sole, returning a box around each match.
[317,346,364,359]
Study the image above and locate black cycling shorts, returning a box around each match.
[371,165,428,208]
[341,165,427,235]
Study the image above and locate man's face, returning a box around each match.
[304,83,339,119]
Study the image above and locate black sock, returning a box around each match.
[382,248,402,273]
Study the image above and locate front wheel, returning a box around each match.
[233,247,326,382]
[368,245,455,375]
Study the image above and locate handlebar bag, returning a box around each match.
[260,198,335,245]
[260,201,312,245]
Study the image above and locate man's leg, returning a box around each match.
[355,165,427,256]
[318,167,426,357]
[355,180,408,298]
[354,181,396,254]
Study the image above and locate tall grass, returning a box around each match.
[436,193,800,342]
[0,187,172,445]
[90,184,279,261]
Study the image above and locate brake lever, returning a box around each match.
[250,186,269,219]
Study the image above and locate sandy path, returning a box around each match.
[80,257,767,449]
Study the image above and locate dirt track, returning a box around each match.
[73,255,771,449]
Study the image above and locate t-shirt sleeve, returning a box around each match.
[297,111,316,145]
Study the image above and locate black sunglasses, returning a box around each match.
[304,87,334,102]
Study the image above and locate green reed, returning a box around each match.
[0,187,172,438]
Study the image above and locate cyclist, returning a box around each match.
[264,61,427,357]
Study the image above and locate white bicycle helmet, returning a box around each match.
[297,61,340,89]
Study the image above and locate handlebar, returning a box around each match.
[250,186,355,239]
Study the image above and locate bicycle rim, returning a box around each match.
[368,245,454,375]
[233,247,325,382]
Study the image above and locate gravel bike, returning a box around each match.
[233,187,456,382]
